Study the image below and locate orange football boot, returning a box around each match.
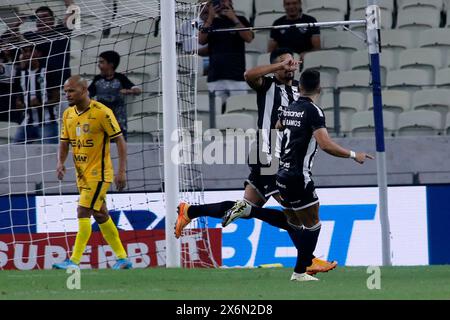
[306,258,338,275]
[174,202,191,239]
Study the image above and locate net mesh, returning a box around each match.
[0,0,219,270]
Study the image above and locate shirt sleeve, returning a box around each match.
[101,107,123,139]
[88,77,98,97]
[309,16,320,35]
[117,73,135,89]
[60,110,70,141]
[309,104,326,131]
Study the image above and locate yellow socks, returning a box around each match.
[99,217,127,260]
[70,218,92,264]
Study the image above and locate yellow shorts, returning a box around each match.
[77,181,111,211]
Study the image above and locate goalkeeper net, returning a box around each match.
[0,0,220,270]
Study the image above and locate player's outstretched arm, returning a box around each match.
[114,135,127,191]
[57,140,69,180]
[313,128,374,164]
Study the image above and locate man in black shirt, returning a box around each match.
[199,0,253,111]
[274,69,373,281]
[269,0,321,65]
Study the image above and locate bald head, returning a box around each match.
[64,75,90,107]
[65,75,88,89]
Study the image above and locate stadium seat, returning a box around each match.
[256,53,271,67]
[446,113,450,135]
[246,53,258,70]
[225,94,258,124]
[367,90,412,114]
[322,31,366,52]
[320,92,335,110]
[336,70,373,91]
[339,91,367,113]
[254,13,284,31]
[398,48,444,74]
[225,94,258,114]
[109,19,155,38]
[304,0,348,13]
[381,29,416,51]
[127,115,162,142]
[324,110,352,137]
[386,68,434,89]
[128,95,160,117]
[397,7,441,30]
[216,113,256,131]
[233,0,254,19]
[350,0,395,12]
[84,38,131,64]
[350,111,397,137]
[177,54,204,76]
[418,28,450,49]
[350,50,395,78]
[320,71,337,91]
[246,33,270,53]
[397,110,443,136]
[197,76,208,93]
[197,94,222,115]
[0,122,17,144]
[303,50,350,77]
[126,54,159,79]
[397,0,444,10]
[436,68,450,88]
[304,10,346,24]
[254,0,285,15]
[411,89,450,122]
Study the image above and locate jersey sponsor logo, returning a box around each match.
[71,139,94,149]
[283,110,304,118]
[74,154,89,163]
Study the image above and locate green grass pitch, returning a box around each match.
[0,266,449,300]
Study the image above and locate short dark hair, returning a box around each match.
[270,47,294,64]
[99,51,121,70]
[300,68,320,93]
[35,6,54,17]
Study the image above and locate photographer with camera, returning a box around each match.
[199,0,253,113]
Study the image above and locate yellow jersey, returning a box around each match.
[60,100,122,184]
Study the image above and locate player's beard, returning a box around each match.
[285,72,294,81]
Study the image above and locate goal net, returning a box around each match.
[0,0,221,270]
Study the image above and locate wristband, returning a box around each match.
[349,150,356,159]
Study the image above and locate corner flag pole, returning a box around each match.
[366,3,392,266]
[161,0,181,267]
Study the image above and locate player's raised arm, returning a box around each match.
[114,135,127,191]
[313,128,374,164]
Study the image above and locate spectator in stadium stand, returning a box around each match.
[268,0,321,69]
[0,17,25,124]
[199,0,253,113]
[22,1,76,92]
[13,46,62,144]
[88,51,142,140]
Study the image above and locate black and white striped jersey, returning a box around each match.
[15,66,57,125]
[255,76,300,160]
[278,96,326,182]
